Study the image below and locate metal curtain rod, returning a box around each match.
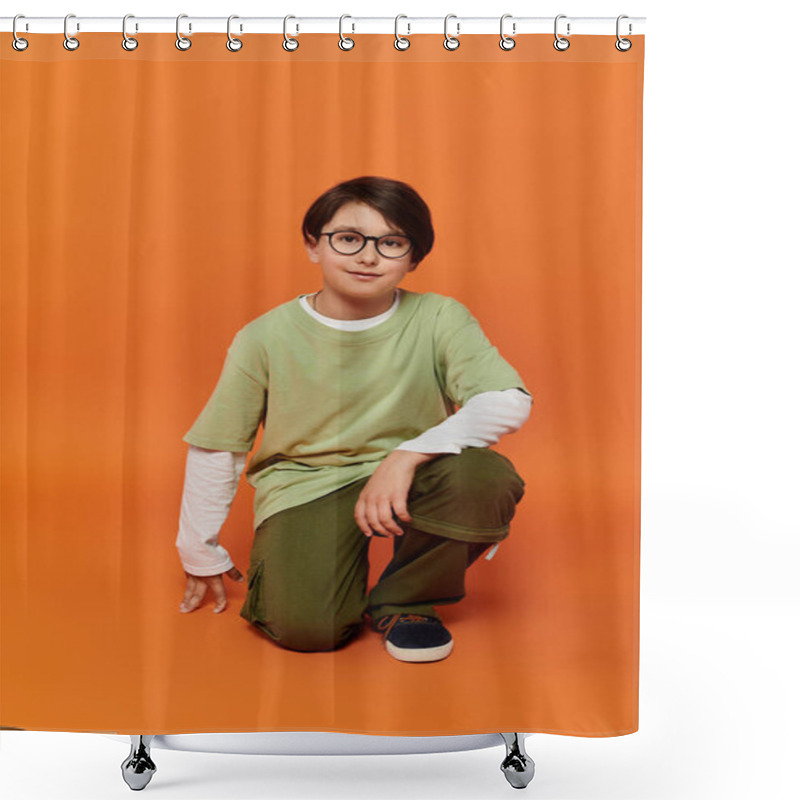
[1,16,646,36]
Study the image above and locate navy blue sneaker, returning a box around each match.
[372,613,454,662]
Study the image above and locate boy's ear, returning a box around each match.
[304,237,321,263]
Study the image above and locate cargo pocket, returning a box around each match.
[239,558,266,624]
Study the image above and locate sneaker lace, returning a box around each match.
[375,613,433,635]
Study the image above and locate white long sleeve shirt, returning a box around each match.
[176,291,532,575]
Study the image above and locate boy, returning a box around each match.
[176,176,532,663]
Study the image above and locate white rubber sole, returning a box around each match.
[385,638,454,663]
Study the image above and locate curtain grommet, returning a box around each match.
[615,15,632,51]
[283,16,299,51]
[553,14,570,51]
[339,14,355,50]
[121,14,139,51]
[175,14,192,51]
[12,14,29,51]
[499,14,516,50]
[443,14,460,50]
[63,13,80,51]
[226,15,243,52]
[394,15,411,50]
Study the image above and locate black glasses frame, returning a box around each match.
[320,230,414,259]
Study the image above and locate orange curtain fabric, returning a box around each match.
[0,33,644,736]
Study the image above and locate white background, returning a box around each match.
[2,1,798,798]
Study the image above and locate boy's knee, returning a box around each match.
[244,608,363,652]
[442,447,525,504]
[407,449,525,536]
[240,556,365,652]
[275,618,363,652]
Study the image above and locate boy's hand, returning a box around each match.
[180,565,245,614]
[355,450,438,537]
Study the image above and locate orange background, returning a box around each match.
[0,33,643,736]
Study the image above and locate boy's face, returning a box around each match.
[304,201,417,301]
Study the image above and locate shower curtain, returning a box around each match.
[0,29,644,737]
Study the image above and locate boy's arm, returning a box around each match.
[394,388,532,455]
[433,296,532,416]
[175,445,248,576]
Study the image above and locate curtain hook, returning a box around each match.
[394,14,411,51]
[63,13,80,51]
[227,15,243,52]
[499,14,516,51]
[283,15,299,51]
[443,13,460,51]
[339,14,355,50]
[122,14,139,51]
[176,13,192,51]
[553,14,570,51]
[615,14,632,52]
[12,14,29,52]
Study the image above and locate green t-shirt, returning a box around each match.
[184,289,531,528]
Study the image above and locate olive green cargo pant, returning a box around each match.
[239,446,525,652]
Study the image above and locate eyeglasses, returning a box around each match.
[320,230,414,259]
